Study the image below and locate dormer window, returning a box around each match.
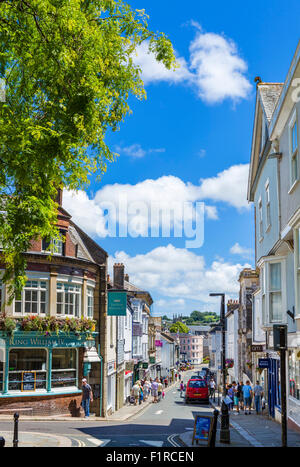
[42,231,65,256]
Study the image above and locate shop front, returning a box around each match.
[288,348,300,429]
[0,331,96,415]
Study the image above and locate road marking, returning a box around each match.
[167,434,181,447]
[141,440,164,447]
[87,438,111,447]
[155,410,163,415]
[185,428,193,431]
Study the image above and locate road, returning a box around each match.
[0,369,213,447]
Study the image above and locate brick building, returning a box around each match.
[0,190,108,416]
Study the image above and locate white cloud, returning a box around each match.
[198,164,250,209]
[108,244,251,305]
[115,143,165,159]
[230,242,253,258]
[63,164,249,239]
[133,29,252,104]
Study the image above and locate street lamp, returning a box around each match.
[210,292,230,444]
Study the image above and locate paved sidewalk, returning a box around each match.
[201,398,300,447]
[0,379,179,423]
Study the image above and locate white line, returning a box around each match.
[87,438,111,447]
[155,410,163,415]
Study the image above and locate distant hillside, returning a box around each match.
[183,311,219,326]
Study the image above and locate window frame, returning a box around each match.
[56,282,81,318]
[13,280,48,316]
[289,109,299,189]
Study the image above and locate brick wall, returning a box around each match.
[0,393,82,417]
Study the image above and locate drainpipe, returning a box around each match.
[98,344,103,418]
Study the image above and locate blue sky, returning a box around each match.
[64,0,300,316]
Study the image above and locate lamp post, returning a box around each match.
[210,293,230,444]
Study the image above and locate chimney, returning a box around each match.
[56,188,63,206]
[125,273,129,283]
[113,263,125,289]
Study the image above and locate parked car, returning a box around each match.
[185,379,209,404]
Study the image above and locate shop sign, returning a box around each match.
[142,363,148,369]
[155,340,163,347]
[6,333,92,348]
[107,361,116,376]
[251,345,264,352]
[108,290,127,316]
[149,357,156,364]
[258,358,270,369]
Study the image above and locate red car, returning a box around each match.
[185,379,209,404]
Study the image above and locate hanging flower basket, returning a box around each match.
[246,360,253,368]
[225,358,234,369]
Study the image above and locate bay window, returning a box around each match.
[56,282,81,317]
[14,280,48,315]
[269,263,282,322]
[259,258,285,325]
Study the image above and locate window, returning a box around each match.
[265,181,271,229]
[42,234,65,256]
[269,263,282,322]
[8,349,47,391]
[14,280,47,315]
[258,197,263,240]
[87,287,94,318]
[290,113,298,186]
[56,282,81,317]
[51,349,77,388]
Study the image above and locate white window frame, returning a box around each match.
[289,109,299,190]
[258,257,287,325]
[14,280,48,316]
[56,282,81,318]
[265,180,271,231]
[86,286,94,318]
[258,196,263,241]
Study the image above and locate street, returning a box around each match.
[0,371,212,447]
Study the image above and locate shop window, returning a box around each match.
[8,349,47,391]
[14,280,48,315]
[56,282,81,317]
[289,350,300,401]
[0,349,3,392]
[51,349,77,389]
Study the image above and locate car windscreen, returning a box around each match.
[188,380,206,388]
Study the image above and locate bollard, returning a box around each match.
[13,412,19,448]
[220,401,230,444]
[208,409,219,448]
[0,436,5,447]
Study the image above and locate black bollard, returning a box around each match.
[0,436,5,447]
[208,409,219,448]
[13,412,19,448]
[220,401,230,444]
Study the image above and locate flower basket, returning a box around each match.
[225,358,234,369]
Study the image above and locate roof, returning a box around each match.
[257,83,284,123]
[160,331,175,343]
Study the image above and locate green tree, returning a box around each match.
[0,0,176,297]
[169,321,189,334]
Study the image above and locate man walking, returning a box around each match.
[242,381,253,415]
[81,378,93,419]
[253,381,264,414]
[209,378,216,400]
[157,379,163,402]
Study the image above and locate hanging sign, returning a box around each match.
[108,290,127,316]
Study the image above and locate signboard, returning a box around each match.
[108,290,127,316]
[258,358,270,369]
[251,345,264,352]
[192,415,212,444]
[21,371,36,391]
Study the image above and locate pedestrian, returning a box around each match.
[139,385,144,404]
[132,382,140,406]
[81,378,93,419]
[179,373,181,381]
[157,379,163,402]
[253,381,264,414]
[209,378,216,399]
[238,381,244,411]
[227,384,234,411]
[232,381,240,413]
[180,381,185,398]
[242,380,253,415]
[164,377,168,388]
[151,378,159,403]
